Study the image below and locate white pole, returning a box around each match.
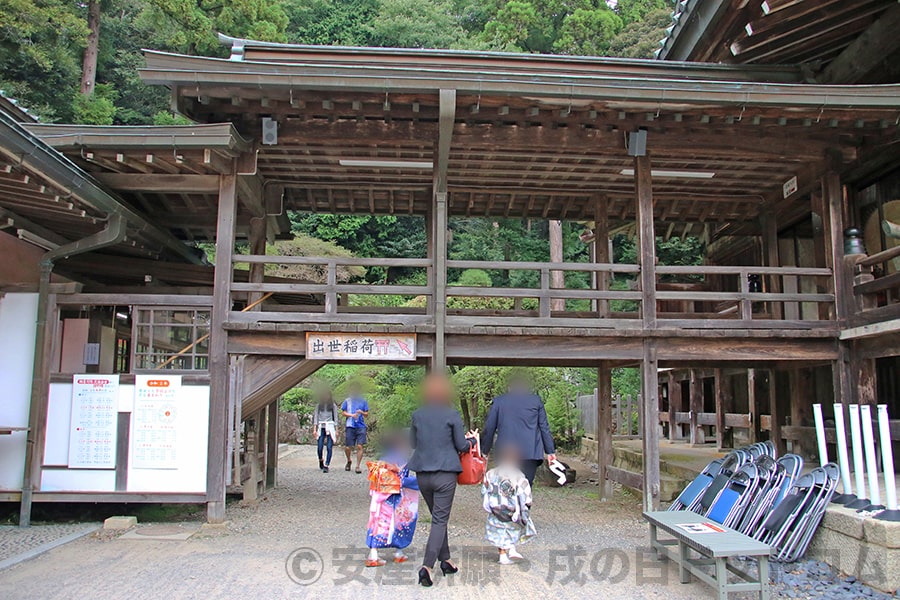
[833,403,854,496]
[849,405,868,501]
[861,405,882,507]
[813,404,828,468]
[877,405,898,511]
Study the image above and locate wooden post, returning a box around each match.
[247,216,266,309]
[790,369,814,457]
[431,89,455,371]
[667,371,682,441]
[597,363,613,499]
[634,154,657,328]
[425,204,434,319]
[822,153,848,322]
[761,214,783,319]
[243,415,259,502]
[641,339,660,511]
[266,400,278,488]
[834,341,855,406]
[207,171,237,523]
[594,195,610,318]
[19,288,58,526]
[770,370,788,456]
[748,369,760,444]
[714,369,726,450]
[856,353,877,406]
[689,370,704,445]
[549,219,565,312]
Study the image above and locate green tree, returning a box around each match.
[608,7,672,58]
[284,0,378,46]
[553,7,623,56]
[367,0,469,48]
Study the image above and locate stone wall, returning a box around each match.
[808,505,900,594]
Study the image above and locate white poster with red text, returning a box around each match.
[68,375,119,469]
[133,374,181,469]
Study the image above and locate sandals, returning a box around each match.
[365,558,386,567]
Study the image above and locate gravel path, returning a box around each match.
[0,523,97,563]
[0,446,889,599]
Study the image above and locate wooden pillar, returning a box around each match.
[266,400,278,488]
[667,371,682,441]
[689,370,704,445]
[634,154,657,328]
[247,216,266,308]
[790,368,814,457]
[594,195,610,318]
[822,153,848,322]
[856,353,878,406]
[243,415,259,502]
[770,370,789,456]
[550,220,565,312]
[761,214,783,319]
[431,89,455,371]
[641,340,661,511]
[597,363,613,499]
[207,172,237,523]
[714,369,727,450]
[19,289,58,526]
[834,341,855,406]
[748,369,760,444]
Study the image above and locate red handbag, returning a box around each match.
[458,438,486,485]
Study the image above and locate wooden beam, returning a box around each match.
[207,173,237,524]
[748,369,760,444]
[597,363,613,499]
[689,369,704,445]
[431,89,455,371]
[667,371,683,441]
[242,359,325,419]
[266,401,278,488]
[641,339,660,511]
[237,173,266,218]
[770,370,788,456]
[94,173,220,193]
[820,4,900,84]
[823,154,848,322]
[635,153,657,328]
[594,195,610,318]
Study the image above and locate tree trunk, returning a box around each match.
[80,0,101,96]
[549,219,565,312]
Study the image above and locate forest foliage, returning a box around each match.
[0,0,675,123]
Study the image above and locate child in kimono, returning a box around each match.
[482,444,536,564]
[365,431,419,567]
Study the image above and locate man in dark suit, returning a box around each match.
[481,373,556,485]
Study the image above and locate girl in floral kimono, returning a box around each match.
[365,432,419,567]
[482,444,537,564]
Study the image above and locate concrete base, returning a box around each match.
[808,504,900,594]
[102,516,137,530]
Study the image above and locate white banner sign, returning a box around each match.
[68,375,119,469]
[133,374,181,469]
[306,333,416,361]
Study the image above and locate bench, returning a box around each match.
[644,510,771,600]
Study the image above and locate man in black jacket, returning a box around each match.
[481,373,556,486]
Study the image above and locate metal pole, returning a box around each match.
[876,405,900,521]
[832,403,855,503]
[812,404,828,468]
[846,405,872,509]
[861,405,884,510]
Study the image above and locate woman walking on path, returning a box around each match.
[312,388,339,473]
[407,374,477,587]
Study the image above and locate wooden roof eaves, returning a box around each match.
[23,123,251,155]
[0,111,204,264]
[139,50,900,112]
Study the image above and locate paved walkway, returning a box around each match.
[0,523,97,569]
[0,447,753,599]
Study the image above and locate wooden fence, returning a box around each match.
[577,390,641,440]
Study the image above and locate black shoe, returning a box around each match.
[318,460,324,470]
[323,466,329,473]
[345,461,351,471]
[440,560,458,575]
[418,567,433,587]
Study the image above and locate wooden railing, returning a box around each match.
[445,259,641,328]
[852,247,900,322]
[655,265,834,329]
[225,255,836,330]
[229,255,433,325]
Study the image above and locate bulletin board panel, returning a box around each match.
[0,293,37,491]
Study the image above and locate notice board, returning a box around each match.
[67,375,119,469]
[132,374,181,469]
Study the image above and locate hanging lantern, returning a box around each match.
[844,227,867,256]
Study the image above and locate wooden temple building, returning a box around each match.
[1,0,900,525]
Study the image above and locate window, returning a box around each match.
[132,308,210,371]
